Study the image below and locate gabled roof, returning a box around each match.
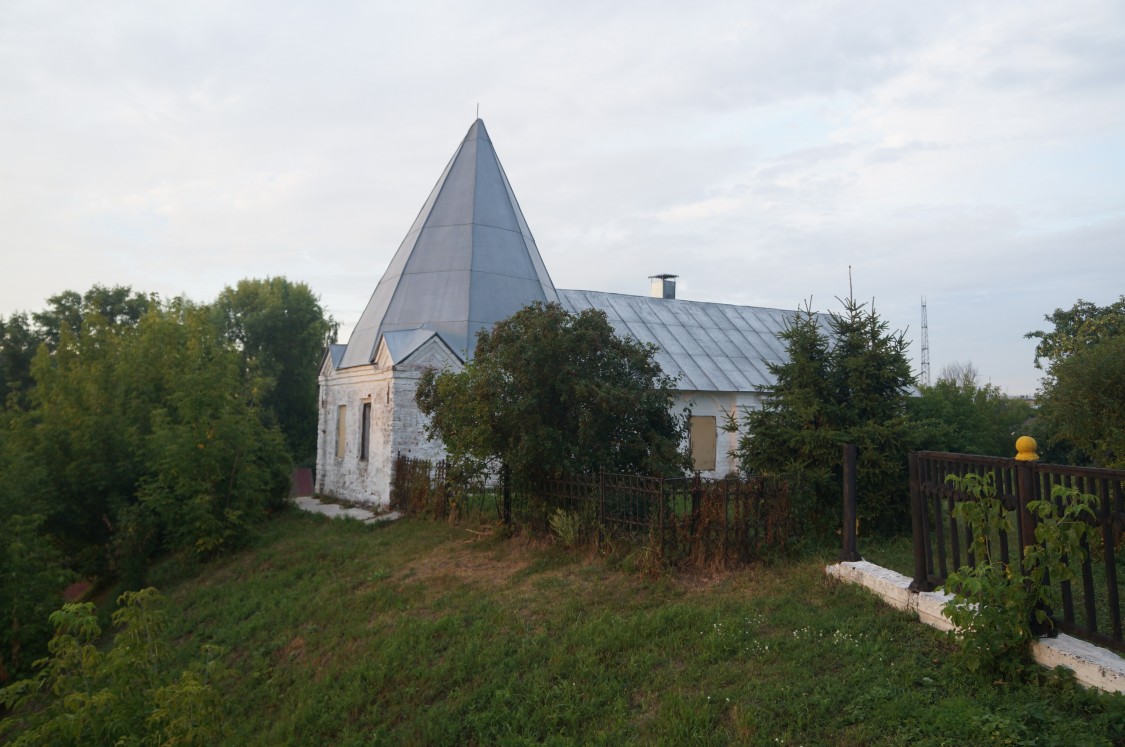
[327,343,347,369]
[320,343,348,375]
[558,289,805,393]
[338,119,558,368]
[379,329,443,364]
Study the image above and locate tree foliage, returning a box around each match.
[12,299,291,573]
[0,313,38,405]
[0,282,310,682]
[0,515,74,685]
[416,302,687,486]
[908,362,1034,457]
[0,588,226,746]
[1025,295,1125,369]
[1037,334,1125,468]
[734,297,915,531]
[211,277,337,462]
[1027,297,1125,467]
[1,286,152,408]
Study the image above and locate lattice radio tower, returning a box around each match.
[920,295,931,387]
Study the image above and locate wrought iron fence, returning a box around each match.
[389,455,502,521]
[390,454,796,567]
[908,451,1125,652]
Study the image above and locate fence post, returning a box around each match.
[839,444,861,562]
[690,472,702,534]
[438,460,449,520]
[908,453,932,591]
[598,469,606,527]
[502,463,512,527]
[1015,435,1052,635]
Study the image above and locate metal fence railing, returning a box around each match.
[908,450,1125,652]
[389,454,796,568]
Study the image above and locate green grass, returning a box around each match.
[859,534,916,577]
[133,510,1125,745]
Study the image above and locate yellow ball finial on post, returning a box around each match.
[1014,435,1039,461]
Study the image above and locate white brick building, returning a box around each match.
[317,120,801,506]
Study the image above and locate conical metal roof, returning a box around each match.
[339,119,558,368]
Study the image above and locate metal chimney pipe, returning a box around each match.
[649,273,678,300]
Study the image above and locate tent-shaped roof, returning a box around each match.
[339,119,558,368]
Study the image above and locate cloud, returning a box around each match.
[2,0,1124,397]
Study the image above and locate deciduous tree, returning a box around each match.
[211,277,337,462]
[908,362,1034,457]
[1026,296,1125,368]
[9,296,291,576]
[416,302,687,486]
[1027,297,1125,467]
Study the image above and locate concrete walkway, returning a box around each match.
[292,495,402,525]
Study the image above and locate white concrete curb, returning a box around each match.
[292,495,402,525]
[826,560,1125,693]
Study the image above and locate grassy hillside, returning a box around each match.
[135,510,1121,746]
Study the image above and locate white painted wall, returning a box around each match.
[315,336,462,507]
[315,364,448,507]
[315,352,769,502]
[674,390,763,478]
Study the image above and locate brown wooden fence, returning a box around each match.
[908,451,1125,652]
[390,454,796,567]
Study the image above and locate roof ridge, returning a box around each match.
[556,288,802,316]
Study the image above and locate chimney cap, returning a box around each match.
[648,273,678,280]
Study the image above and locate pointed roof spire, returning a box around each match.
[339,119,558,368]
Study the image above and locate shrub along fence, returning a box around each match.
[905,449,1125,653]
[390,454,797,567]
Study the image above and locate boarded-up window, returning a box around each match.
[336,405,347,459]
[359,402,371,461]
[690,415,717,472]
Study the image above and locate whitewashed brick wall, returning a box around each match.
[316,356,454,508]
[675,390,763,477]
[316,363,767,504]
[315,363,448,507]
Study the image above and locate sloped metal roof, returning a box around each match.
[559,289,807,393]
[379,329,441,364]
[339,119,558,368]
[327,343,347,370]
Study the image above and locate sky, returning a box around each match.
[2,1,1123,396]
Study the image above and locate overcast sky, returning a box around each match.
[2,1,1123,395]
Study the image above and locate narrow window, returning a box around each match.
[336,405,347,459]
[689,415,717,472]
[359,402,371,461]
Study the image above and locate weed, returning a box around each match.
[941,473,1101,679]
[548,508,582,548]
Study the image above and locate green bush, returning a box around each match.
[0,588,225,746]
[941,473,1099,678]
[0,514,75,683]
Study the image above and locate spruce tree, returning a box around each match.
[735,296,914,531]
